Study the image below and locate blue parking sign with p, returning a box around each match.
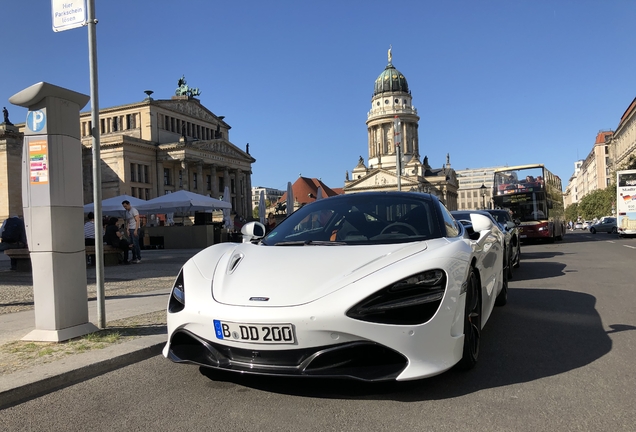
[27,110,46,133]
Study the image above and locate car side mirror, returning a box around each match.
[514,219,521,225]
[506,221,516,230]
[470,213,494,233]
[241,221,266,242]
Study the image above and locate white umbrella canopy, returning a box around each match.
[136,190,231,214]
[259,190,266,224]
[84,194,146,216]
[286,181,294,215]
[222,186,232,228]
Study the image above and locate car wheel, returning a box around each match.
[458,267,481,370]
[496,259,508,307]
[506,248,513,280]
[611,227,617,234]
[590,227,596,234]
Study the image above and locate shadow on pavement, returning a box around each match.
[197,287,622,401]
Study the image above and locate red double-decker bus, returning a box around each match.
[492,164,565,242]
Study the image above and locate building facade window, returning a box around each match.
[130,163,136,182]
[179,170,183,187]
[164,168,171,186]
[193,173,198,189]
[206,175,211,190]
[144,165,149,184]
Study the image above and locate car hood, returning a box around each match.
[191,241,440,307]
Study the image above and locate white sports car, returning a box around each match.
[163,192,507,381]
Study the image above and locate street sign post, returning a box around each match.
[51,0,87,32]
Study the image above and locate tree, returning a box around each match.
[577,186,616,220]
[565,202,578,222]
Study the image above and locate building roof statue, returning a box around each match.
[176,75,201,98]
[2,107,13,125]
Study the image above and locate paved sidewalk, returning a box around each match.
[0,248,200,409]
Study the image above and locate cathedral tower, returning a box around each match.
[366,47,420,171]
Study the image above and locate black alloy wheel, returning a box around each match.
[506,247,513,279]
[611,227,618,234]
[590,227,596,234]
[458,268,481,370]
[495,261,508,307]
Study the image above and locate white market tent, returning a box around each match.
[83,194,146,216]
[136,190,231,214]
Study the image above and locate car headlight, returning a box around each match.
[346,269,447,325]
[168,269,185,313]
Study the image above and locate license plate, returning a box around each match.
[520,234,527,238]
[213,320,296,344]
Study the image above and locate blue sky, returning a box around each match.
[2,1,635,192]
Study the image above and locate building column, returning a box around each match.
[196,162,204,195]
[232,170,241,217]
[156,161,165,196]
[181,160,189,190]
[223,168,230,206]
[245,170,253,219]
[210,164,218,199]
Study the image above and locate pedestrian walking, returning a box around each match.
[122,200,142,263]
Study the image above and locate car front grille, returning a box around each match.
[168,329,408,382]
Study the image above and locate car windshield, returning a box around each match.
[486,210,511,224]
[262,193,442,246]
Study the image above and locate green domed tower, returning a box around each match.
[366,47,420,172]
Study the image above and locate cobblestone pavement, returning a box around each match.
[0,248,200,315]
[0,248,200,374]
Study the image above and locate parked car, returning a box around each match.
[582,221,593,230]
[574,221,584,230]
[452,210,514,281]
[485,209,521,270]
[589,217,617,234]
[164,192,507,381]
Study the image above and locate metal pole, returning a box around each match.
[87,0,105,328]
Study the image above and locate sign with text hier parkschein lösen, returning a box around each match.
[51,0,87,32]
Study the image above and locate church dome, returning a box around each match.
[374,63,409,96]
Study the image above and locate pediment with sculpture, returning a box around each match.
[191,140,252,161]
[346,168,419,190]
[156,99,219,124]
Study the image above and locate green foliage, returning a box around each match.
[565,202,578,222]
[252,205,259,219]
[577,186,616,220]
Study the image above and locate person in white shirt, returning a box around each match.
[122,200,141,263]
[84,212,96,246]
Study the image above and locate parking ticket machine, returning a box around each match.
[9,82,98,341]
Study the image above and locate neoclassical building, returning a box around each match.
[0,120,23,221]
[1,80,255,221]
[612,96,636,171]
[343,49,458,210]
[78,89,255,218]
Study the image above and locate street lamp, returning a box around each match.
[480,183,487,209]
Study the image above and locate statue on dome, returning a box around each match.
[388,45,392,64]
